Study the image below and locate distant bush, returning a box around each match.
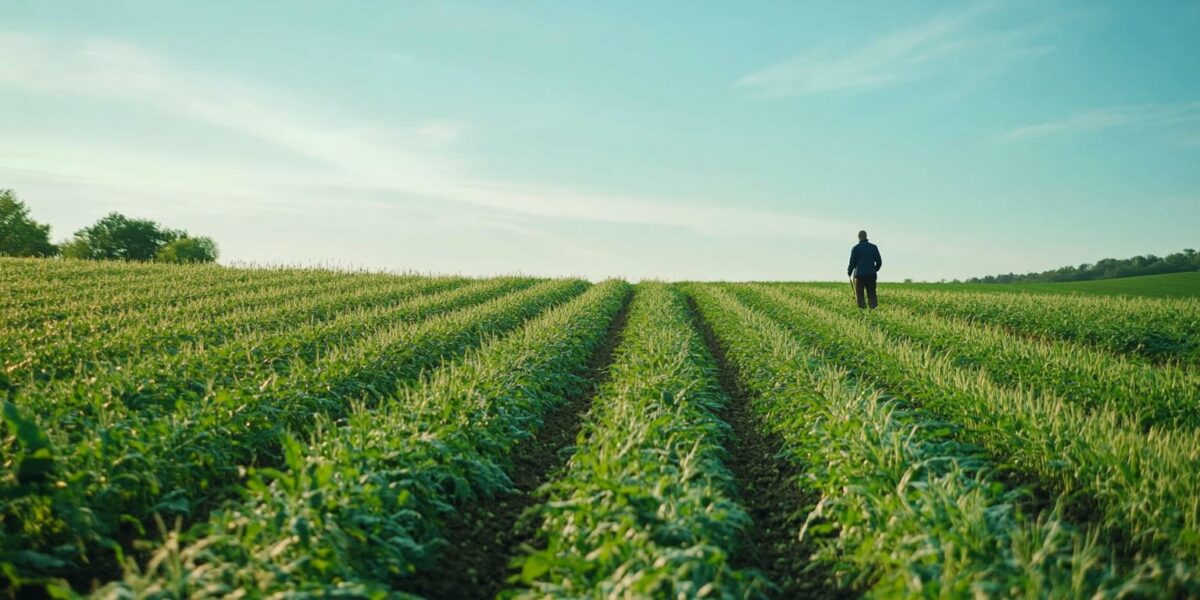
[60,212,218,263]
[0,189,58,258]
[968,249,1200,283]
[156,236,219,264]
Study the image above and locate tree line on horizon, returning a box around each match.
[0,189,218,263]
[967,249,1200,284]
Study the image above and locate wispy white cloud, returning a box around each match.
[1000,102,1200,142]
[0,33,457,182]
[735,1,1053,98]
[413,120,469,146]
[0,31,851,240]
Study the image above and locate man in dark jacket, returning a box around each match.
[848,230,882,309]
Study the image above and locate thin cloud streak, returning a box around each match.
[0,31,851,240]
[1001,102,1200,142]
[735,1,1050,98]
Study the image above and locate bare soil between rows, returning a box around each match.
[686,295,849,600]
[394,291,631,600]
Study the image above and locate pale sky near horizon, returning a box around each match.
[1,1,1197,281]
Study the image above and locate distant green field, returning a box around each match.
[901,271,1200,299]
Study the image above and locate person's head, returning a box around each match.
[858,230,868,241]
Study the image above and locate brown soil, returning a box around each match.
[395,292,631,600]
[686,295,848,600]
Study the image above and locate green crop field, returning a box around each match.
[4,256,1200,598]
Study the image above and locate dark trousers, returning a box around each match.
[854,275,878,309]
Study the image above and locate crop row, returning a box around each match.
[729,284,1200,567]
[3,268,413,340]
[2,270,301,327]
[99,280,631,597]
[0,255,224,282]
[689,284,1196,596]
[861,285,1200,366]
[783,285,1200,429]
[2,275,471,386]
[510,283,767,598]
[1,261,352,326]
[1,278,584,589]
[0,257,230,300]
[5,277,532,415]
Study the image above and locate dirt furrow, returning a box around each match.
[396,293,632,600]
[686,294,845,600]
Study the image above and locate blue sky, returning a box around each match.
[1,1,1197,280]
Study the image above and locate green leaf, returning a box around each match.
[281,434,305,473]
[3,401,52,452]
[152,490,191,516]
[14,549,69,571]
[519,552,553,583]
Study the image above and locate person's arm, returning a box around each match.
[848,247,857,277]
[874,246,882,272]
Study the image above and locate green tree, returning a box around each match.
[0,190,58,257]
[969,249,1200,283]
[60,212,180,261]
[156,236,218,263]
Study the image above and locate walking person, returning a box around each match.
[848,230,882,309]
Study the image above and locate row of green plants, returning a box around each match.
[0,258,419,323]
[731,284,1200,569]
[510,283,768,598]
[688,283,1193,597]
[877,285,1200,366]
[99,281,631,597]
[4,267,367,328]
[1,279,585,591]
[0,261,358,327]
[3,275,470,386]
[0,255,189,283]
[6,278,530,410]
[785,285,1200,429]
[1,262,294,321]
[0,254,339,284]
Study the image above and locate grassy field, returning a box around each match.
[3,256,1200,598]
[900,271,1200,299]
